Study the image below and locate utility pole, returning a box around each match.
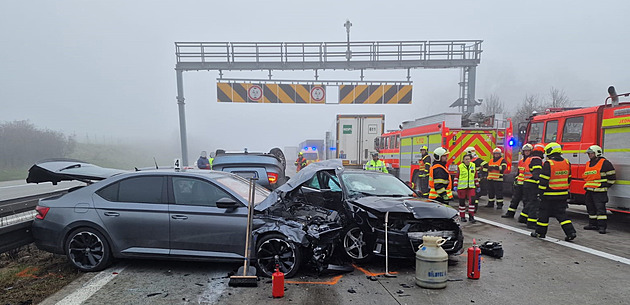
[344,20,352,61]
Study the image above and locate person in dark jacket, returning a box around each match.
[417,146,431,197]
[582,145,616,234]
[522,144,544,229]
[429,147,453,204]
[197,151,211,169]
[531,142,577,241]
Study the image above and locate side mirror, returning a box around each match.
[216,197,242,209]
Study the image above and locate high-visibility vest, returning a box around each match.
[209,157,214,170]
[583,158,607,192]
[516,157,526,185]
[418,154,431,176]
[545,159,570,195]
[523,156,542,183]
[366,160,388,173]
[457,163,476,189]
[429,164,453,199]
[487,157,505,181]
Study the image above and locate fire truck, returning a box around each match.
[376,113,514,188]
[521,87,630,213]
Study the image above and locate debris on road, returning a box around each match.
[347,288,356,293]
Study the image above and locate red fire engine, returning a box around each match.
[522,87,630,213]
[376,113,514,186]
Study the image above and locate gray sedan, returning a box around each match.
[28,159,343,277]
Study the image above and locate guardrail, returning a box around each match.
[0,191,67,254]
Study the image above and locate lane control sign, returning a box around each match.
[248,85,263,101]
[311,86,325,102]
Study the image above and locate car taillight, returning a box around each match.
[35,206,50,220]
[267,172,278,184]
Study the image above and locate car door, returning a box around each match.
[93,175,170,255]
[301,171,344,211]
[168,176,247,259]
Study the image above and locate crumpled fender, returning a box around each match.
[252,217,309,247]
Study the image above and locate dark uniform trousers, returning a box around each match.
[486,180,503,207]
[522,183,540,226]
[508,183,524,217]
[585,191,608,230]
[419,176,430,198]
[535,198,576,237]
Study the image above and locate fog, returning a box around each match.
[1,0,628,163]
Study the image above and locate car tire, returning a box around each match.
[65,227,112,272]
[342,225,374,263]
[256,233,301,278]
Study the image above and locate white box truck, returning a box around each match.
[336,114,385,167]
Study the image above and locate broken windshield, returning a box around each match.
[342,172,414,198]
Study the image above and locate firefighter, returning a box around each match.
[208,152,215,170]
[454,154,479,223]
[486,148,507,209]
[294,152,307,172]
[197,151,211,169]
[418,145,431,197]
[531,142,577,241]
[583,145,616,234]
[522,143,545,229]
[502,144,532,219]
[464,147,487,210]
[365,152,389,173]
[429,147,453,204]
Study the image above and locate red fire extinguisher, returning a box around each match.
[272,266,284,298]
[467,239,481,279]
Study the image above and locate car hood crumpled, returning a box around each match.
[351,196,457,219]
[26,158,127,185]
[256,159,343,211]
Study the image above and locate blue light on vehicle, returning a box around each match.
[311,146,317,150]
[304,147,308,151]
[508,138,515,146]
[330,147,336,151]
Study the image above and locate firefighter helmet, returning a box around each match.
[545,142,562,155]
[464,147,476,155]
[492,147,502,154]
[522,144,533,151]
[586,145,603,157]
[420,145,428,150]
[533,143,545,153]
[433,147,449,160]
[298,152,303,155]
[372,152,379,157]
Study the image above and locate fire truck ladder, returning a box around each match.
[174,40,483,165]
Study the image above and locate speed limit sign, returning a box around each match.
[247,85,263,101]
[310,86,325,102]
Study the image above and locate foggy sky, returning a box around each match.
[1,0,628,162]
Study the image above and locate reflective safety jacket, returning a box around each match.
[366,159,389,173]
[515,156,529,185]
[523,156,543,184]
[539,155,571,198]
[295,156,308,171]
[418,154,431,177]
[454,163,478,189]
[208,157,214,170]
[487,157,507,181]
[583,157,616,192]
[429,161,453,200]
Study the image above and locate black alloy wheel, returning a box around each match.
[343,226,373,263]
[256,234,301,278]
[65,227,112,272]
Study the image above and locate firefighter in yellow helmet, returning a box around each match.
[295,152,307,172]
[428,147,453,204]
[531,142,577,241]
[365,152,389,173]
[503,144,532,219]
[583,145,616,234]
[486,147,507,209]
[417,145,431,197]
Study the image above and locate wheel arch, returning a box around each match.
[61,221,117,256]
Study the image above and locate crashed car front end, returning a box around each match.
[255,192,348,274]
[350,197,464,259]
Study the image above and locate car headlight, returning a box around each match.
[452,214,461,225]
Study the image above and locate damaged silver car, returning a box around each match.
[259,160,464,263]
[28,159,346,278]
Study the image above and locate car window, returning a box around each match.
[214,175,269,205]
[561,117,584,142]
[527,122,544,144]
[117,176,163,204]
[307,176,321,189]
[172,177,232,207]
[96,182,119,201]
[544,120,558,143]
[342,172,414,197]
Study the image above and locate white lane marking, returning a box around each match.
[475,216,630,266]
[55,265,126,305]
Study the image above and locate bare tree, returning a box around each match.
[548,87,571,108]
[482,93,505,115]
[512,94,543,126]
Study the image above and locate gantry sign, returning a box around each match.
[174,40,483,165]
